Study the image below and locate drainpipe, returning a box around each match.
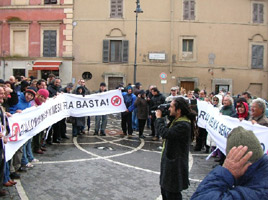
[169,0,174,73]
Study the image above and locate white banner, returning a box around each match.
[5,90,126,161]
[197,100,268,155]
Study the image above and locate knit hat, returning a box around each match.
[37,89,49,99]
[25,87,37,98]
[226,126,263,163]
[126,85,133,91]
[100,82,106,87]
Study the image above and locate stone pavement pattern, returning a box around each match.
[3,114,215,200]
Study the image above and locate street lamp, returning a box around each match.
[133,0,143,84]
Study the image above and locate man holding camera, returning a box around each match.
[155,97,197,200]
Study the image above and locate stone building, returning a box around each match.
[73,0,268,98]
[0,0,73,85]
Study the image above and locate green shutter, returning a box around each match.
[43,30,57,57]
[103,40,110,63]
[252,45,264,69]
[122,40,129,63]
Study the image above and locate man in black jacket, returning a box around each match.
[149,87,165,141]
[47,77,62,144]
[155,97,197,200]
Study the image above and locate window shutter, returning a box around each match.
[44,0,50,4]
[43,30,56,57]
[122,40,129,63]
[103,40,110,63]
[190,0,195,20]
[259,4,264,23]
[183,1,189,20]
[252,45,264,69]
[117,0,123,18]
[110,0,117,18]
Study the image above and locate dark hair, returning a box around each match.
[151,87,159,94]
[173,97,197,141]
[37,79,46,86]
[236,97,247,104]
[242,91,251,98]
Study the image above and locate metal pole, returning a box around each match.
[134,10,138,84]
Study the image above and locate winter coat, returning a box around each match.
[191,155,268,200]
[155,116,191,193]
[122,92,136,112]
[47,84,61,98]
[149,93,165,114]
[9,92,31,114]
[72,86,86,126]
[220,105,235,116]
[134,97,148,120]
[249,113,268,127]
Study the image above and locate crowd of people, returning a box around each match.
[0,75,267,199]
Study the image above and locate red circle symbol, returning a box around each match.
[111,95,122,106]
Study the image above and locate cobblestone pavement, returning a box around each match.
[3,114,216,200]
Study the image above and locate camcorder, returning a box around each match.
[151,103,170,117]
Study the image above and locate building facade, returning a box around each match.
[0,0,73,85]
[73,0,268,98]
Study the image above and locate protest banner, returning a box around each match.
[5,90,126,161]
[197,100,268,155]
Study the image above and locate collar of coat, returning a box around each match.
[170,116,190,127]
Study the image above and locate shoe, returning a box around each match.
[0,189,6,197]
[100,132,106,136]
[40,147,47,151]
[8,180,17,185]
[139,135,146,139]
[3,182,13,187]
[73,135,77,137]
[149,134,154,137]
[128,135,133,138]
[17,166,27,172]
[93,132,98,136]
[10,172,20,179]
[152,136,159,141]
[62,135,69,139]
[25,163,34,168]
[81,131,86,134]
[35,149,44,154]
[31,158,39,163]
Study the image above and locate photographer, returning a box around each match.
[155,97,197,200]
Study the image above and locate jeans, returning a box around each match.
[132,108,139,130]
[3,161,10,184]
[21,139,34,165]
[95,115,107,133]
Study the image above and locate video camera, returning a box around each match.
[151,103,170,117]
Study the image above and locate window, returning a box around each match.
[44,0,57,4]
[183,39,193,52]
[253,3,264,23]
[43,30,57,57]
[110,0,123,18]
[103,40,129,63]
[252,45,264,69]
[9,23,29,57]
[183,0,195,20]
[13,69,25,77]
[11,0,29,5]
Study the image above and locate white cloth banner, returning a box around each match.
[5,90,126,161]
[197,100,268,155]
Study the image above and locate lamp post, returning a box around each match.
[133,0,143,84]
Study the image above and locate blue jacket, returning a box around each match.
[122,92,136,112]
[191,154,268,200]
[9,92,31,114]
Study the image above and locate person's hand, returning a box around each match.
[238,117,244,121]
[223,146,252,179]
[3,137,8,144]
[5,112,12,117]
[155,110,162,118]
[251,120,257,124]
[16,110,22,113]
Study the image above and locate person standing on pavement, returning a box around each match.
[121,85,136,137]
[165,87,179,103]
[47,77,62,144]
[149,87,165,141]
[132,82,142,131]
[94,82,108,136]
[134,90,148,139]
[191,126,268,200]
[155,97,197,200]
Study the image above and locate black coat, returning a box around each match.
[155,117,191,193]
[134,97,148,120]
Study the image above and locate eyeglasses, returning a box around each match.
[213,99,218,102]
